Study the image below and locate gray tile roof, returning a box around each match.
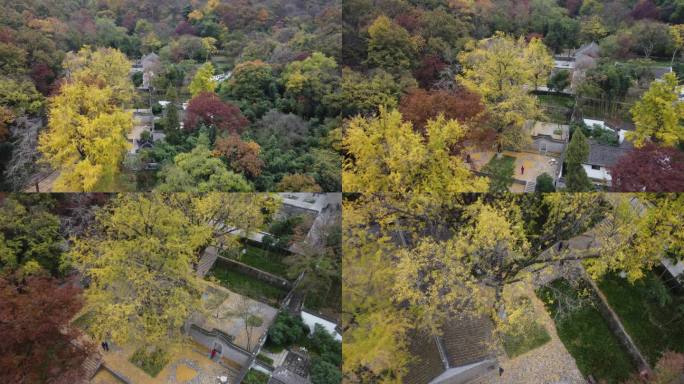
[651,67,672,80]
[266,351,312,384]
[402,329,445,384]
[402,314,493,384]
[442,315,494,368]
[585,141,632,167]
[576,42,600,58]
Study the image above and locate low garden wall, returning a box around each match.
[215,256,292,290]
[582,273,651,373]
[188,324,252,367]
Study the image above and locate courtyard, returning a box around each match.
[194,284,279,352]
[97,341,239,384]
[469,150,561,189]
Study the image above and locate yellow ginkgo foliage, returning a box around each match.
[38,49,134,192]
[628,72,684,148]
[458,33,551,151]
[343,107,488,199]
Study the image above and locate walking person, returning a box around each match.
[520,165,525,175]
[210,348,217,360]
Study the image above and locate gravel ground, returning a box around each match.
[484,287,586,384]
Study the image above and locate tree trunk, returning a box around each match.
[494,285,507,320]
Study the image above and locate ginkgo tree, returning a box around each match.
[38,47,134,192]
[628,72,684,148]
[343,107,489,207]
[188,62,217,97]
[342,200,411,383]
[458,33,552,152]
[69,192,281,353]
[343,192,684,381]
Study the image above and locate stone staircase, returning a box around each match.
[82,354,102,380]
[524,181,536,193]
[197,246,219,277]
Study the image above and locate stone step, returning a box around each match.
[197,247,219,277]
[82,355,102,379]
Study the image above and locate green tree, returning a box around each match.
[310,359,342,384]
[630,21,674,59]
[483,157,515,193]
[0,78,44,115]
[628,72,684,147]
[281,52,339,118]
[330,68,400,117]
[220,60,277,119]
[156,133,252,192]
[365,15,418,72]
[547,70,571,93]
[544,16,580,53]
[565,130,593,192]
[0,42,27,76]
[535,173,555,192]
[580,15,608,42]
[188,62,216,97]
[267,312,308,348]
[0,196,63,277]
[163,103,180,132]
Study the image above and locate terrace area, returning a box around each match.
[194,285,279,352]
[469,150,561,191]
[95,341,239,384]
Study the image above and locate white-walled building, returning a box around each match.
[582,141,631,185]
[301,310,341,341]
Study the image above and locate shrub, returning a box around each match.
[256,353,274,366]
[310,358,342,384]
[242,369,269,384]
[535,173,555,192]
[129,347,169,377]
[308,325,341,366]
[132,71,143,87]
[151,102,163,115]
[267,312,309,348]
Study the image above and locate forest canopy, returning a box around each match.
[0,0,342,192]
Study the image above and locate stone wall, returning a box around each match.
[189,325,252,367]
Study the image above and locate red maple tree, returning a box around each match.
[30,62,56,95]
[413,55,447,89]
[610,144,684,192]
[213,134,264,177]
[399,88,485,131]
[184,92,249,135]
[631,0,660,20]
[0,276,93,384]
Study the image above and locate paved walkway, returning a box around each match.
[91,368,126,384]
